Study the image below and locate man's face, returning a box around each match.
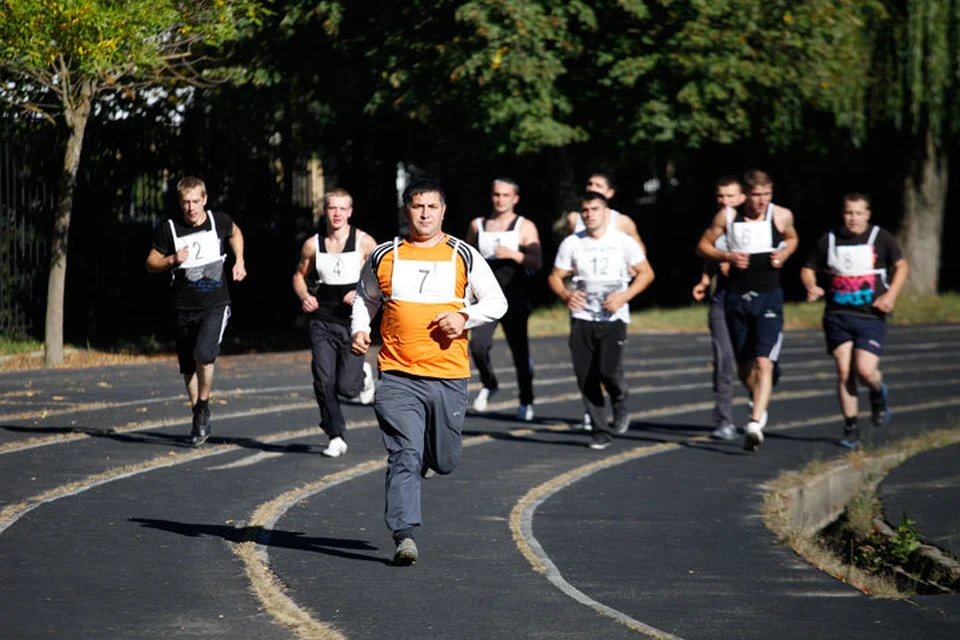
[491,182,519,214]
[179,187,207,226]
[405,191,446,241]
[716,184,745,209]
[585,175,614,199]
[747,184,773,217]
[842,198,871,235]
[580,198,609,234]
[324,196,353,231]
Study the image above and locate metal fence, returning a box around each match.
[0,122,53,338]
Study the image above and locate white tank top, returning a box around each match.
[389,237,465,304]
[475,216,522,259]
[314,230,365,285]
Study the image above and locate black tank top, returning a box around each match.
[727,205,783,294]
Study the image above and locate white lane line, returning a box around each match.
[209,451,285,470]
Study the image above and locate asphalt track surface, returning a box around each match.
[1,325,959,639]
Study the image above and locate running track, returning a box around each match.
[1,325,958,639]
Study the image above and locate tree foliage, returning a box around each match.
[0,0,266,365]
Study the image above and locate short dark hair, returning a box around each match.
[588,171,616,191]
[492,177,520,194]
[715,175,742,190]
[843,192,871,209]
[402,177,445,207]
[581,191,609,207]
[743,169,773,189]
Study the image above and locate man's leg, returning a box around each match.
[831,341,858,419]
[375,373,427,537]
[501,306,535,408]
[189,305,230,445]
[311,321,353,437]
[596,321,629,434]
[746,357,774,423]
[709,299,736,438]
[469,320,498,390]
[569,320,605,431]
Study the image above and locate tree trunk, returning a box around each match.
[44,81,93,366]
[897,129,948,296]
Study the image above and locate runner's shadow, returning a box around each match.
[129,517,390,564]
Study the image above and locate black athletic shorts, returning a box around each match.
[175,305,231,374]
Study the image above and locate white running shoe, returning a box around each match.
[322,436,348,458]
[743,421,764,452]
[581,412,593,432]
[756,410,768,429]
[518,404,534,421]
[358,363,376,405]
[472,387,495,412]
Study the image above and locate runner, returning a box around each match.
[548,191,655,450]
[292,188,377,457]
[466,178,541,421]
[696,169,798,451]
[691,176,743,440]
[800,193,909,448]
[351,178,507,565]
[145,176,246,445]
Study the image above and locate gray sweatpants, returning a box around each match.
[374,372,469,534]
[709,298,735,427]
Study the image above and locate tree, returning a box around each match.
[868,0,958,295]
[0,0,264,364]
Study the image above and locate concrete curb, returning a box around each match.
[776,449,958,593]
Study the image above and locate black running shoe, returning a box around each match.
[838,424,860,450]
[190,402,211,446]
[589,431,613,450]
[870,383,890,427]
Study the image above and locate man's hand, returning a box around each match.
[691,282,707,301]
[301,294,319,313]
[352,331,371,355]
[872,292,897,314]
[806,285,825,303]
[603,291,629,314]
[342,290,357,306]
[233,260,247,282]
[430,311,467,339]
[175,245,190,265]
[730,252,750,270]
[565,290,587,311]
[769,250,785,270]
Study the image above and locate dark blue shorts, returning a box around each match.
[175,305,231,373]
[725,289,784,363]
[823,313,886,356]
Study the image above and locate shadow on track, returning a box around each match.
[129,517,391,564]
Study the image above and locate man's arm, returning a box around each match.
[873,258,909,313]
[493,218,542,270]
[465,218,480,247]
[350,253,384,355]
[229,223,247,282]
[691,269,712,301]
[697,209,746,268]
[770,207,798,269]
[800,266,824,302]
[292,237,318,313]
[615,215,646,253]
[459,248,508,329]
[604,260,655,313]
[146,247,185,273]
